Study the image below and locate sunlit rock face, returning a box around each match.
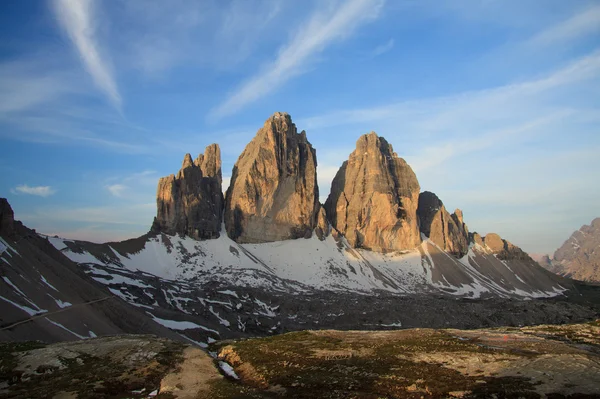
[549,218,600,282]
[325,132,421,252]
[224,112,321,243]
[154,144,224,239]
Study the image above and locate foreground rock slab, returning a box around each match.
[0,335,223,399]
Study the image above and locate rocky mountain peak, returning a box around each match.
[224,112,321,243]
[0,198,15,235]
[548,218,600,282]
[325,132,421,252]
[417,191,469,258]
[154,144,224,239]
[472,232,531,261]
[181,153,194,170]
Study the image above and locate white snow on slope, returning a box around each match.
[45,317,95,339]
[0,237,19,256]
[49,230,566,299]
[148,314,215,332]
[40,275,58,291]
[0,295,43,316]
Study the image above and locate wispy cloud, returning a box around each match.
[371,38,394,57]
[11,185,57,197]
[209,0,385,120]
[105,184,127,197]
[527,4,600,47]
[52,0,121,109]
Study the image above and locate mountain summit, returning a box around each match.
[224,112,321,243]
[325,132,421,252]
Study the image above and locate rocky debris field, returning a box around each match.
[2,321,600,398]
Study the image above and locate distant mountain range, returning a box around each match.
[2,112,594,347]
[536,218,600,283]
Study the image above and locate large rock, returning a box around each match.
[472,232,531,261]
[154,144,223,239]
[224,112,320,243]
[417,191,469,258]
[325,132,421,252]
[0,198,15,235]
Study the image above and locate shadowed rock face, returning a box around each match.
[417,191,469,258]
[0,198,15,235]
[224,112,321,243]
[325,132,421,252]
[154,144,223,239]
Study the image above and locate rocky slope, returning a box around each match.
[0,200,183,344]
[325,132,421,252]
[154,144,223,239]
[4,322,600,398]
[224,112,321,243]
[544,218,600,282]
[417,191,469,258]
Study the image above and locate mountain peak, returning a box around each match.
[325,133,421,252]
[224,113,320,243]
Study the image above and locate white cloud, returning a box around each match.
[371,38,394,57]
[106,184,127,197]
[527,4,600,47]
[52,0,121,108]
[11,185,57,197]
[209,0,385,120]
[23,203,154,226]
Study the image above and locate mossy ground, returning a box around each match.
[0,337,185,399]
[206,329,555,398]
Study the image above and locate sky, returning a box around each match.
[0,0,599,255]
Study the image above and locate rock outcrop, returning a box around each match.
[224,112,321,243]
[471,232,531,261]
[549,218,600,282]
[154,144,223,239]
[325,132,421,252]
[417,191,469,258]
[0,198,15,235]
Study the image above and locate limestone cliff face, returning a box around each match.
[417,191,469,258]
[224,112,321,243]
[325,132,421,252]
[154,144,223,239]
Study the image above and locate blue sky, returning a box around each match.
[0,0,599,255]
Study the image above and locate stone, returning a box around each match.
[417,192,469,258]
[325,132,421,252]
[154,144,223,239]
[476,233,531,261]
[224,112,321,243]
[315,206,329,241]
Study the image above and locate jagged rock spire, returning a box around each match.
[154,144,223,239]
